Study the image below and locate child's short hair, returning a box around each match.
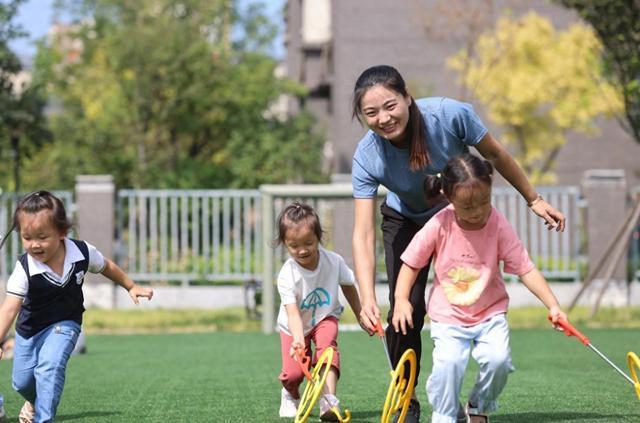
[275,201,323,245]
[423,153,493,200]
[0,190,72,249]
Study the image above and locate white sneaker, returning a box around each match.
[279,387,299,418]
[319,394,342,422]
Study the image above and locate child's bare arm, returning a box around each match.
[341,284,362,317]
[0,296,22,359]
[520,267,567,323]
[284,303,305,355]
[341,284,367,331]
[101,258,153,304]
[392,263,421,335]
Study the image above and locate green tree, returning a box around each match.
[25,0,326,189]
[0,0,50,192]
[556,0,640,143]
[448,12,622,183]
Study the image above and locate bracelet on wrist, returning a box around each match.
[527,194,543,207]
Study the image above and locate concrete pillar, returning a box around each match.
[75,175,116,308]
[581,169,628,305]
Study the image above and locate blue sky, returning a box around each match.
[10,0,285,61]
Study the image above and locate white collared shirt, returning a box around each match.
[6,238,105,299]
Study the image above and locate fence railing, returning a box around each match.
[116,189,262,285]
[631,187,640,283]
[259,184,584,333]
[0,186,589,293]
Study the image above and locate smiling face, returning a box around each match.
[359,84,412,146]
[283,222,320,271]
[448,183,493,230]
[18,210,66,265]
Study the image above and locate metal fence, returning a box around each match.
[631,187,640,282]
[116,189,262,285]
[259,184,584,333]
[0,187,585,290]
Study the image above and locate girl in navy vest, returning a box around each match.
[0,191,153,423]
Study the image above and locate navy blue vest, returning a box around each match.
[16,239,88,338]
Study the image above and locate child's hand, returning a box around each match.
[547,305,567,329]
[128,284,154,304]
[289,340,304,358]
[391,299,413,335]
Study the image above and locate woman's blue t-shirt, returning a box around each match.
[352,97,488,224]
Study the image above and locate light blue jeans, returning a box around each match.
[12,321,80,423]
[427,314,515,423]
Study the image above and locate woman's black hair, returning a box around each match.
[352,65,429,171]
[274,201,323,246]
[0,190,72,249]
[423,153,493,200]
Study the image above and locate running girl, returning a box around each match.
[0,191,153,422]
[392,153,568,423]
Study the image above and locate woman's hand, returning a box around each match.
[391,299,414,335]
[530,197,565,232]
[359,300,380,335]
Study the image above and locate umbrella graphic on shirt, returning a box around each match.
[301,288,331,326]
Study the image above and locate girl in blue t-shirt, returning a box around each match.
[350,65,566,423]
[0,191,153,422]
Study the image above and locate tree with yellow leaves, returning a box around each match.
[448,12,622,184]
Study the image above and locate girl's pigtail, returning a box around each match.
[423,173,443,200]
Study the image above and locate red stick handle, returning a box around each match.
[294,347,313,381]
[374,319,385,338]
[549,315,590,345]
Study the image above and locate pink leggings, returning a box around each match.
[278,316,340,399]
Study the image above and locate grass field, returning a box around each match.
[0,327,638,422]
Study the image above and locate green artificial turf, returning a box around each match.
[0,328,638,422]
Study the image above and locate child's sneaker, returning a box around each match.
[466,402,489,423]
[279,387,299,418]
[19,401,34,423]
[319,394,342,422]
[456,402,467,422]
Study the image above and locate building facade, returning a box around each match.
[284,0,640,187]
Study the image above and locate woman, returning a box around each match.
[350,65,564,423]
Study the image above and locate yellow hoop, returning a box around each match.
[295,347,334,423]
[381,348,417,423]
[627,351,640,400]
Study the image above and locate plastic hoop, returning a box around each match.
[381,348,417,423]
[295,347,334,423]
[627,352,640,400]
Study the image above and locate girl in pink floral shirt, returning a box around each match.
[392,153,569,423]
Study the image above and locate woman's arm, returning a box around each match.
[475,132,565,231]
[352,198,378,333]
